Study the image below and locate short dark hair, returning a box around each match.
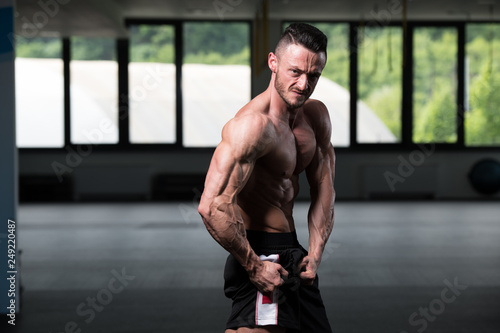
[276,23,328,58]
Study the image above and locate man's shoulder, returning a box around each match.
[303,99,332,145]
[221,110,275,158]
[304,99,329,117]
[225,111,273,136]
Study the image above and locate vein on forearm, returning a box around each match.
[307,144,335,262]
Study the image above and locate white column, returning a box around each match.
[0,0,18,316]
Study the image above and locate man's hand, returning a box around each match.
[249,260,289,294]
[298,256,319,285]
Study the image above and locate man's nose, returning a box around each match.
[296,74,308,90]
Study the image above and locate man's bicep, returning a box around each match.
[201,114,271,214]
[202,141,254,205]
[306,142,335,195]
[309,101,335,191]
[326,144,336,192]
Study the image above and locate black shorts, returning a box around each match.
[223,230,332,332]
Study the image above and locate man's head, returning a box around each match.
[269,23,328,110]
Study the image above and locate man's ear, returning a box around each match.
[268,52,278,73]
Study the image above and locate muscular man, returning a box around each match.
[198,23,335,333]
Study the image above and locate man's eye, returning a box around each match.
[309,74,320,81]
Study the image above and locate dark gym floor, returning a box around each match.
[4,201,500,332]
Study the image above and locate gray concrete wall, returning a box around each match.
[18,149,500,200]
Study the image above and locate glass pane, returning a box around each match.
[413,27,457,143]
[308,23,350,147]
[357,26,402,143]
[15,37,64,148]
[129,25,176,144]
[465,24,500,146]
[70,37,118,144]
[182,22,251,147]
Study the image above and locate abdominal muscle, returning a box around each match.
[237,167,299,233]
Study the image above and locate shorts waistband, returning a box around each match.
[246,230,299,252]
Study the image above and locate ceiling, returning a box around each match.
[14,0,500,38]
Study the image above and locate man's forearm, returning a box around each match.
[309,165,335,261]
[307,145,336,264]
[201,204,262,273]
[307,196,334,263]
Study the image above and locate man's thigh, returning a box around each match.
[225,326,286,333]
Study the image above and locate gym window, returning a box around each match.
[465,23,500,147]
[357,26,403,144]
[182,22,251,148]
[412,26,458,144]
[128,24,176,144]
[15,36,64,148]
[15,20,500,151]
[70,37,119,144]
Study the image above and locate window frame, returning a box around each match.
[350,21,466,151]
[18,19,500,154]
[293,20,474,152]
[406,22,465,148]
[19,18,253,153]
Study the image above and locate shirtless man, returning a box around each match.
[198,23,335,333]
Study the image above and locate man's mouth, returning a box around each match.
[292,90,307,96]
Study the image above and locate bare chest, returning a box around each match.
[260,120,317,177]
